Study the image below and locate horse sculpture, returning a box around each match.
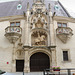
[34,32,46,45]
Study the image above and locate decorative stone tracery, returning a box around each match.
[30,13,48,29]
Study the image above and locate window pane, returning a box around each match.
[10,22,15,26]
[63,51,68,61]
[16,22,20,26]
[62,23,67,27]
[57,23,62,27]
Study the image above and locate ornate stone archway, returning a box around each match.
[29,48,51,58]
[22,47,56,72]
[28,48,52,72]
[30,52,50,71]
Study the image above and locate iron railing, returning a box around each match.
[43,68,75,75]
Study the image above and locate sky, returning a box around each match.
[59,0,75,18]
[0,0,75,17]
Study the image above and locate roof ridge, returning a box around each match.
[0,0,18,4]
[0,0,71,18]
[58,1,71,17]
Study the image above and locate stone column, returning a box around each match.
[48,4,55,46]
[24,2,30,46]
[51,49,57,66]
[12,44,16,72]
[24,48,30,72]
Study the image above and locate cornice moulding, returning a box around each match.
[0,15,26,22]
[53,16,75,23]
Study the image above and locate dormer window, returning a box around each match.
[57,23,67,27]
[10,22,20,26]
[17,4,22,10]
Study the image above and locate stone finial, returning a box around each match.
[43,0,44,3]
[27,2,29,10]
[48,3,51,10]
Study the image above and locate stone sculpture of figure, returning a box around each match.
[35,19,43,28]
[34,32,46,45]
[34,32,40,45]
[40,35,46,45]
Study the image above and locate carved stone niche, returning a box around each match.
[31,31,47,46]
[16,43,24,59]
[16,49,24,59]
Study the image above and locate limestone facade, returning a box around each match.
[0,0,75,73]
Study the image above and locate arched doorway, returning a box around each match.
[30,52,50,72]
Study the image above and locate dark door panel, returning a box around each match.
[30,52,50,71]
[16,60,24,72]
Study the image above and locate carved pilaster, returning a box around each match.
[24,48,30,72]
[23,46,31,72]
[48,4,55,46]
[12,44,16,72]
[51,49,57,66]
[25,3,30,46]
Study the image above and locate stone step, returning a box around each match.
[2,72,44,75]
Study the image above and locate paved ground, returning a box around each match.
[2,72,43,75]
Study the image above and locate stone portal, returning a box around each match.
[30,52,50,71]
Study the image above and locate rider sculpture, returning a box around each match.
[34,32,46,45]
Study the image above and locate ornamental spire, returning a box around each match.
[27,2,29,10]
[33,0,35,3]
[43,0,44,3]
[48,3,51,11]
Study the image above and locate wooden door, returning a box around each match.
[30,52,50,71]
[16,60,24,72]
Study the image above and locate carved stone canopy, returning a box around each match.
[17,42,23,50]
[30,12,48,29]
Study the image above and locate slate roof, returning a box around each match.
[0,0,70,18]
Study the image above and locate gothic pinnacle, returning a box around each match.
[27,2,29,10]
[48,3,51,11]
